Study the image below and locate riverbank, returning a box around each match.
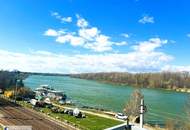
[166,87,190,93]
[74,77,190,94]
[70,72,190,94]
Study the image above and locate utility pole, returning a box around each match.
[140,99,144,128]
[14,80,18,103]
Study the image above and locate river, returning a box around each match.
[24,75,189,125]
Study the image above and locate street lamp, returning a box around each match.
[139,98,147,128]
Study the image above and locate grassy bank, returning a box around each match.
[17,101,122,130]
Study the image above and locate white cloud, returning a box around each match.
[114,41,128,46]
[162,65,190,72]
[51,11,72,23]
[133,38,167,52]
[121,33,130,38]
[139,15,155,24]
[0,49,171,73]
[55,35,71,43]
[45,14,127,52]
[79,27,99,40]
[187,33,190,38]
[69,36,85,46]
[95,35,110,46]
[33,50,55,56]
[44,29,59,37]
[51,12,59,17]
[76,14,88,28]
[84,35,113,52]
[0,37,174,73]
[61,17,72,23]
[55,34,85,46]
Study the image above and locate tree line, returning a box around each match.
[0,70,28,90]
[70,72,190,89]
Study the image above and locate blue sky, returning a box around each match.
[0,0,190,73]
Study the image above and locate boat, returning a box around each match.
[35,85,54,92]
[35,85,67,101]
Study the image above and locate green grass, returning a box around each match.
[0,125,3,130]
[40,107,121,130]
[17,101,122,130]
[17,101,33,108]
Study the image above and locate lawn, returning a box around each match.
[18,101,122,130]
[41,107,121,130]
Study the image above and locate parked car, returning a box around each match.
[115,113,128,120]
[63,109,69,114]
[76,112,81,118]
[68,109,73,116]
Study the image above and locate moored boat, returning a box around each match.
[35,85,67,101]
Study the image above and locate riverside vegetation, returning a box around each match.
[71,72,190,92]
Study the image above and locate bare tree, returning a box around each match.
[124,89,144,118]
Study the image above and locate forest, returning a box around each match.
[71,72,190,89]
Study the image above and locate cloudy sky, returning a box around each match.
[0,0,190,73]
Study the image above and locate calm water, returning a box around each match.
[24,75,189,125]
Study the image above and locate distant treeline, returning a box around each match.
[71,72,190,89]
[0,70,28,90]
[0,70,70,90]
[24,72,70,77]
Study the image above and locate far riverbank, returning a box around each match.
[70,72,190,94]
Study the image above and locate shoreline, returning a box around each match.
[73,77,190,94]
[165,88,190,93]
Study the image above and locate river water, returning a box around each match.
[24,75,189,125]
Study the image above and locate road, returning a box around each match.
[0,98,72,130]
